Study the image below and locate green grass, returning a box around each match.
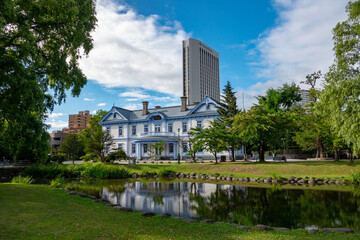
[122,160,360,179]
[1,183,358,240]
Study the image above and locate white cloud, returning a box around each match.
[119,89,179,103]
[255,0,348,88]
[84,98,96,101]
[97,103,107,107]
[122,103,143,110]
[47,113,65,118]
[79,0,190,97]
[242,0,348,108]
[46,119,68,129]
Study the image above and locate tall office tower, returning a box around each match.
[183,38,220,105]
[68,110,92,133]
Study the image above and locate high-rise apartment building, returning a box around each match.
[182,38,220,105]
[68,110,92,133]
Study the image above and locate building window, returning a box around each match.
[182,122,187,133]
[118,143,123,150]
[169,143,174,153]
[155,124,161,133]
[168,123,173,132]
[143,144,148,153]
[106,127,110,135]
[118,126,123,136]
[206,104,210,110]
[132,126,136,135]
[182,142,188,153]
[144,125,149,133]
[197,120,202,128]
[132,144,136,154]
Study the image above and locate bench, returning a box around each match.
[273,156,287,162]
[13,160,32,166]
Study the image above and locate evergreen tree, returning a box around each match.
[216,81,241,161]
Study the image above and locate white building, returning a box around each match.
[100,96,228,160]
[183,38,220,105]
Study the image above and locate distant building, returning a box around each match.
[99,97,240,160]
[182,38,220,105]
[298,89,311,107]
[68,110,92,133]
[49,130,68,149]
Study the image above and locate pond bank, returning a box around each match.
[1,183,358,239]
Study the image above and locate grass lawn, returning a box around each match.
[122,160,360,179]
[0,183,359,240]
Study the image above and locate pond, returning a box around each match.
[66,179,360,231]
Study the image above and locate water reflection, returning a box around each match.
[67,180,360,231]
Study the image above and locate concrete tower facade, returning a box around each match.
[182,38,220,105]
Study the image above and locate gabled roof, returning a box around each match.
[100,96,219,124]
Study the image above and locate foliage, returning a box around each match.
[59,133,85,161]
[271,173,283,181]
[0,0,97,162]
[232,83,301,162]
[23,162,131,180]
[81,163,131,179]
[11,175,34,184]
[319,0,360,160]
[189,121,227,164]
[216,81,242,161]
[158,169,176,177]
[348,170,360,185]
[80,110,114,163]
[50,175,65,187]
[80,153,97,162]
[49,153,67,164]
[257,83,301,113]
[107,149,128,161]
[149,141,165,160]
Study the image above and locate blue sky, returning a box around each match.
[46,0,348,132]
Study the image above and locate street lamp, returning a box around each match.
[177,128,181,164]
[281,137,286,157]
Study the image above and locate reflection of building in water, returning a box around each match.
[101,181,247,219]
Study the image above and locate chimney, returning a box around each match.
[142,101,149,115]
[181,96,187,112]
[155,105,161,109]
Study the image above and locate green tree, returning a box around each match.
[0,0,97,162]
[150,141,165,161]
[59,133,84,162]
[216,81,241,161]
[319,0,360,162]
[232,83,301,162]
[189,121,227,164]
[80,110,113,163]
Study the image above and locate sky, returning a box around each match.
[46,0,349,132]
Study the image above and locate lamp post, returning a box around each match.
[281,137,286,157]
[177,128,181,164]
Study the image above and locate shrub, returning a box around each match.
[50,175,66,187]
[50,153,66,164]
[159,169,175,177]
[271,173,282,181]
[81,163,131,179]
[107,150,128,161]
[80,153,97,162]
[11,175,34,184]
[348,170,360,185]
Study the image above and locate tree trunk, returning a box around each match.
[214,152,218,164]
[319,141,325,159]
[350,151,354,164]
[334,149,339,161]
[231,147,235,162]
[258,142,265,162]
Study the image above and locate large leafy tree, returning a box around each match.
[232,84,301,162]
[0,0,97,161]
[216,81,241,161]
[80,110,113,163]
[319,0,360,162]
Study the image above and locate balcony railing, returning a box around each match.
[140,132,176,137]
